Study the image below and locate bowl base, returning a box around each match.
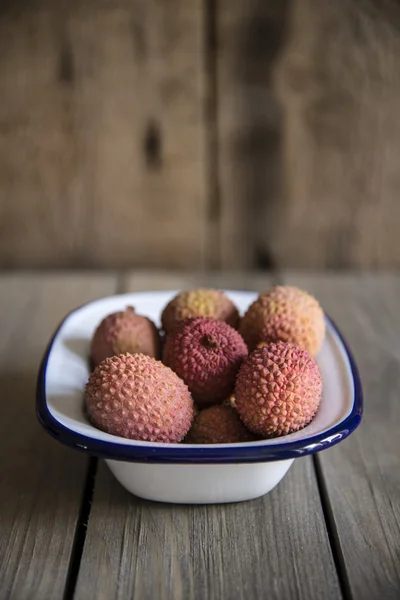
[106,458,294,504]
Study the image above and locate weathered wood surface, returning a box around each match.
[122,269,279,294]
[2,2,400,269]
[75,458,341,600]
[0,0,208,269]
[74,272,342,600]
[216,0,287,268]
[1,270,399,600]
[217,0,400,269]
[275,0,400,268]
[282,272,400,600]
[0,273,117,600]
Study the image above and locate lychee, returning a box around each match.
[90,306,160,368]
[235,341,323,437]
[161,289,239,334]
[239,286,325,356]
[85,353,194,443]
[163,317,248,405]
[185,404,256,444]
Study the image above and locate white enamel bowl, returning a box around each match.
[37,291,363,504]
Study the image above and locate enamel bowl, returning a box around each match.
[36,291,363,504]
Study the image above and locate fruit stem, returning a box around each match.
[201,334,218,349]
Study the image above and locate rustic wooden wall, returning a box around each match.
[1,0,400,269]
[269,0,400,268]
[0,0,209,269]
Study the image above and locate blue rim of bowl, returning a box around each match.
[36,299,363,464]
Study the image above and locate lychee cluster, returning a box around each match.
[84,286,325,444]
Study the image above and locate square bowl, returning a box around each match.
[36,290,363,504]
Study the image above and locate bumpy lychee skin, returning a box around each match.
[161,289,239,334]
[239,286,325,356]
[235,342,323,437]
[85,353,194,443]
[185,404,256,444]
[163,317,248,405]
[90,306,160,368]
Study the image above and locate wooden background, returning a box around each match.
[1,0,400,270]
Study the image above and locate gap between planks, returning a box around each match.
[0,273,118,600]
[63,460,98,600]
[313,455,352,600]
[274,269,353,600]
[62,272,127,599]
[281,271,400,600]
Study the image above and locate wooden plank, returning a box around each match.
[216,0,400,269]
[75,272,342,600]
[0,1,208,269]
[122,269,283,293]
[282,272,400,599]
[271,0,400,268]
[0,273,117,600]
[216,1,288,268]
[76,458,341,600]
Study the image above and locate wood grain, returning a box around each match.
[282,272,400,600]
[74,272,342,600]
[0,1,208,269]
[0,273,117,600]
[0,0,400,269]
[2,1,400,269]
[271,0,400,268]
[216,1,288,268]
[216,0,400,269]
[75,458,341,600]
[123,269,282,293]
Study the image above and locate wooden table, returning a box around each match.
[1,271,399,600]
